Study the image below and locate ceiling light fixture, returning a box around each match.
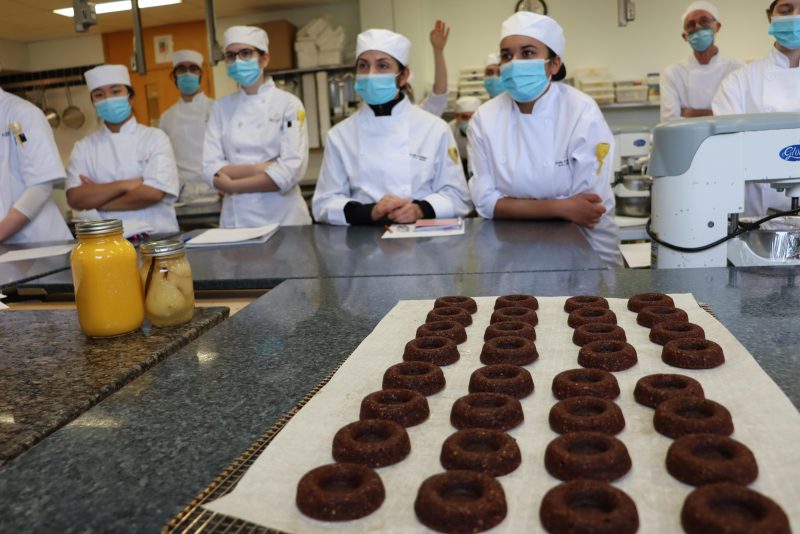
[54,0,182,17]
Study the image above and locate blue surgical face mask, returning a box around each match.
[354,73,400,106]
[500,59,551,103]
[176,73,200,95]
[227,58,262,87]
[96,96,132,124]
[459,121,469,135]
[483,76,504,98]
[769,15,800,49]
[688,27,715,52]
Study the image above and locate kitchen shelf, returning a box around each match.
[269,64,353,77]
[600,102,659,110]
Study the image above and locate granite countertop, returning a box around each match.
[0,307,229,466]
[11,219,605,293]
[0,266,798,532]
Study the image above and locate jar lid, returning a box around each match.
[140,239,185,257]
[75,219,123,236]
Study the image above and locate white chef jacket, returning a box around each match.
[468,85,622,267]
[203,79,310,227]
[0,89,72,244]
[419,88,448,117]
[66,118,180,234]
[713,47,800,216]
[159,92,216,201]
[312,96,472,225]
[449,119,468,164]
[660,52,743,122]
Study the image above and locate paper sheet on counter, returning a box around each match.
[620,242,651,268]
[382,219,465,239]
[185,224,278,248]
[204,295,800,533]
[0,244,73,263]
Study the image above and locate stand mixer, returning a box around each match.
[612,127,652,217]
[649,113,800,268]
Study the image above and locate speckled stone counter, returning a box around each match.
[0,307,228,465]
[0,267,797,532]
[14,219,605,293]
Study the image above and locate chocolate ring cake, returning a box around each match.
[681,483,790,534]
[544,431,632,482]
[540,480,639,534]
[479,336,539,366]
[552,368,620,400]
[633,373,704,408]
[434,296,478,314]
[567,307,617,329]
[415,470,507,534]
[426,307,473,326]
[564,296,609,313]
[404,336,460,366]
[662,338,725,369]
[296,463,385,521]
[450,392,524,432]
[654,396,733,439]
[649,320,705,346]
[383,361,446,396]
[440,428,521,477]
[490,306,538,326]
[416,320,467,344]
[469,364,534,399]
[494,294,538,310]
[637,306,689,328]
[572,323,626,347]
[577,340,638,372]
[360,388,430,428]
[627,292,675,312]
[484,321,536,342]
[549,396,625,435]
[332,419,411,468]
[666,433,758,486]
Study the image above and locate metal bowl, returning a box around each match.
[738,230,800,261]
[614,174,652,217]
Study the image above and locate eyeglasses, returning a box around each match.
[224,48,258,64]
[685,17,716,32]
[174,64,201,75]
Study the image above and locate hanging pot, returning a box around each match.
[41,89,60,128]
[62,84,85,129]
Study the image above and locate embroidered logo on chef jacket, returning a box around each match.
[448,147,459,163]
[410,153,428,162]
[595,142,611,176]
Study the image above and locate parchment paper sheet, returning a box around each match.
[205,294,800,533]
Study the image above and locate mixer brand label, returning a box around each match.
[634,139,647,147]
[779,145,800,162]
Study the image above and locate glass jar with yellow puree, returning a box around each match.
[139,239,195,327]
[71,219,145,337]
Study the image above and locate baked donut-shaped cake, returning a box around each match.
[549,396,625,435]
[552,368,620,400]
[633,373,704,408]
[637,306,689,328]
[469,364,534,399]
[544,431,632,482]
[564,295,609,313]
[627,292,675,312]
[540,479,639,534]
[480,336,539,366]
[415,470,507,534]
[440,428,521,477]
[434,296,477,314]
[360,388,430,428]
[494,294,538,310]
[416,320,467,344]
[649,320,705,345]
[484,321,536,342]
[654,396,733,439]
[383,361,445,396]
[490,306,538,326]
[572,323,626,347]
[567,307,617,329]
[662,338,725,369]
[681,483,790,534]
[296,463,385,521]
[578,340,638,372]
[451,392,524,431]
[332,419,411,468]
[426,307,473,326]
[404,336,460,366]
[666,433,758,486]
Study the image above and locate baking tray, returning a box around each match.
[166,303,734,534]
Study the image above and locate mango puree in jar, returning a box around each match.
[71,222,145,338]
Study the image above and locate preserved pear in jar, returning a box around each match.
[139,239,195,327]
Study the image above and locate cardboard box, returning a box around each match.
[257,20,296,71]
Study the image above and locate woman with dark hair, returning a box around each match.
[203,26,310,227]
[66,64,180,234]
[713,0,800,216]
[468,12,621,267]
[312,29,471,225]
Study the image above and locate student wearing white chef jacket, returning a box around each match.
[312,29,471,225]
[203,25,310,227]
[0,88,73,243]
[449,96,481,176]
[713,0,800,216]
[416,20,451,117]
[660,1,743,122]
[483,53,504,98]
[159,49,216,202]
[66,65,180,234]
[468,12,622,267]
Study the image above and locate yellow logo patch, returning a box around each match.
[595,142,610,176]
[448,147,459,163]
[297,109,306,124]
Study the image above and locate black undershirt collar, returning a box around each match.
[368,92,405,117]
